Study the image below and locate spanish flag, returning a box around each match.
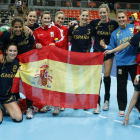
[11,45,104,109]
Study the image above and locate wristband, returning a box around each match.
[0,52,3,55]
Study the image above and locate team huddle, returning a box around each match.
[0,3,140,126]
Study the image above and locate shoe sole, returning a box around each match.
[39,110,48,113]
[60,109,65,111]
[103,108,109,111]
[26,117,33,119]
[93,112,100,114]
[118,114,124,117]
[52,113,59,116]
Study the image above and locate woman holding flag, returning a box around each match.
[69,4,119,113]
[0,17,38,119]
[33,11,64,116]
[0,42,22,124]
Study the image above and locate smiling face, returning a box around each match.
[80,11,89,26]
[41,14,51,26]
[99,8,109,22]
[117,12,127,28]
[6,45,18,62]
[26,11,37,26]
[12,21,23,36]
[55,13,65,26]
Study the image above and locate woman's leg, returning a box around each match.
[4,101,23,123]
[103,57,114,102]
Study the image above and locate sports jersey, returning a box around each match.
[27,23,39,32]
[33,24,64,48]
[107,24,138,66]
[90,19,119,52]
[0,58,19,96]
[0,31,35,54]
[52,22,69,50]
[68,24,95,52]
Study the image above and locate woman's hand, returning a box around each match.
[104,50,113,55]
[100,39,106,49]
[0,54,4,63]
[49,43,55,46]
[24,26,33,35]
[121,115,129,127]
[36,43,42,49]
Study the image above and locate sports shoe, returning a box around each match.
[103,100,109,111]
[26,108,33,119]
[60,107,65,111]
[52,107,60,116]
[39,105,52,113]
[118,110,125,117]
[93,104,100,114]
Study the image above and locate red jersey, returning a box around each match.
[52,22,69,50]
[136,53,140,75]
[33,25,64,48]
[134,20,140,35]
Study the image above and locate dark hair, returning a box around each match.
[10,17,28,40]
[26,8,36,16]
[11,17,23,27]
[116,10,126,16]
[6,41,18,51]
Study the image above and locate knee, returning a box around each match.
[12,115,23,123]
[0,118,3,124]
[12,114,23,123]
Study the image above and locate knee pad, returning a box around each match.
[12,116,23,123]
[103,76,111,82]
[133,84,140,91]
[0,118,3,124]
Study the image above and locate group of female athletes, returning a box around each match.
[0,3,139,126]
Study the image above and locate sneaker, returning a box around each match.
[52,107,60,116]
[103,100,109,111]
[39,105,52,113]
[93,104,100,114]
[118,110,125,117]
[26,108,33,119]
[60,107,65,111]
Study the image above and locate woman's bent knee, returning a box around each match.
[12,115,23,123]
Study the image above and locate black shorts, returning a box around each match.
[94,49,114,61]
[0,94,15,104]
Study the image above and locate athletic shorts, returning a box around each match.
[0,94,15,104]
[94,49,114,61]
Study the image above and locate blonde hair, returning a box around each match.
[55,11,65,17]
[80,9,89,15]
[99,4,110,13]
[41,11,51,18]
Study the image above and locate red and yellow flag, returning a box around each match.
[11,45,104,109]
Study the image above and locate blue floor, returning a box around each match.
[0,60,140,140]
